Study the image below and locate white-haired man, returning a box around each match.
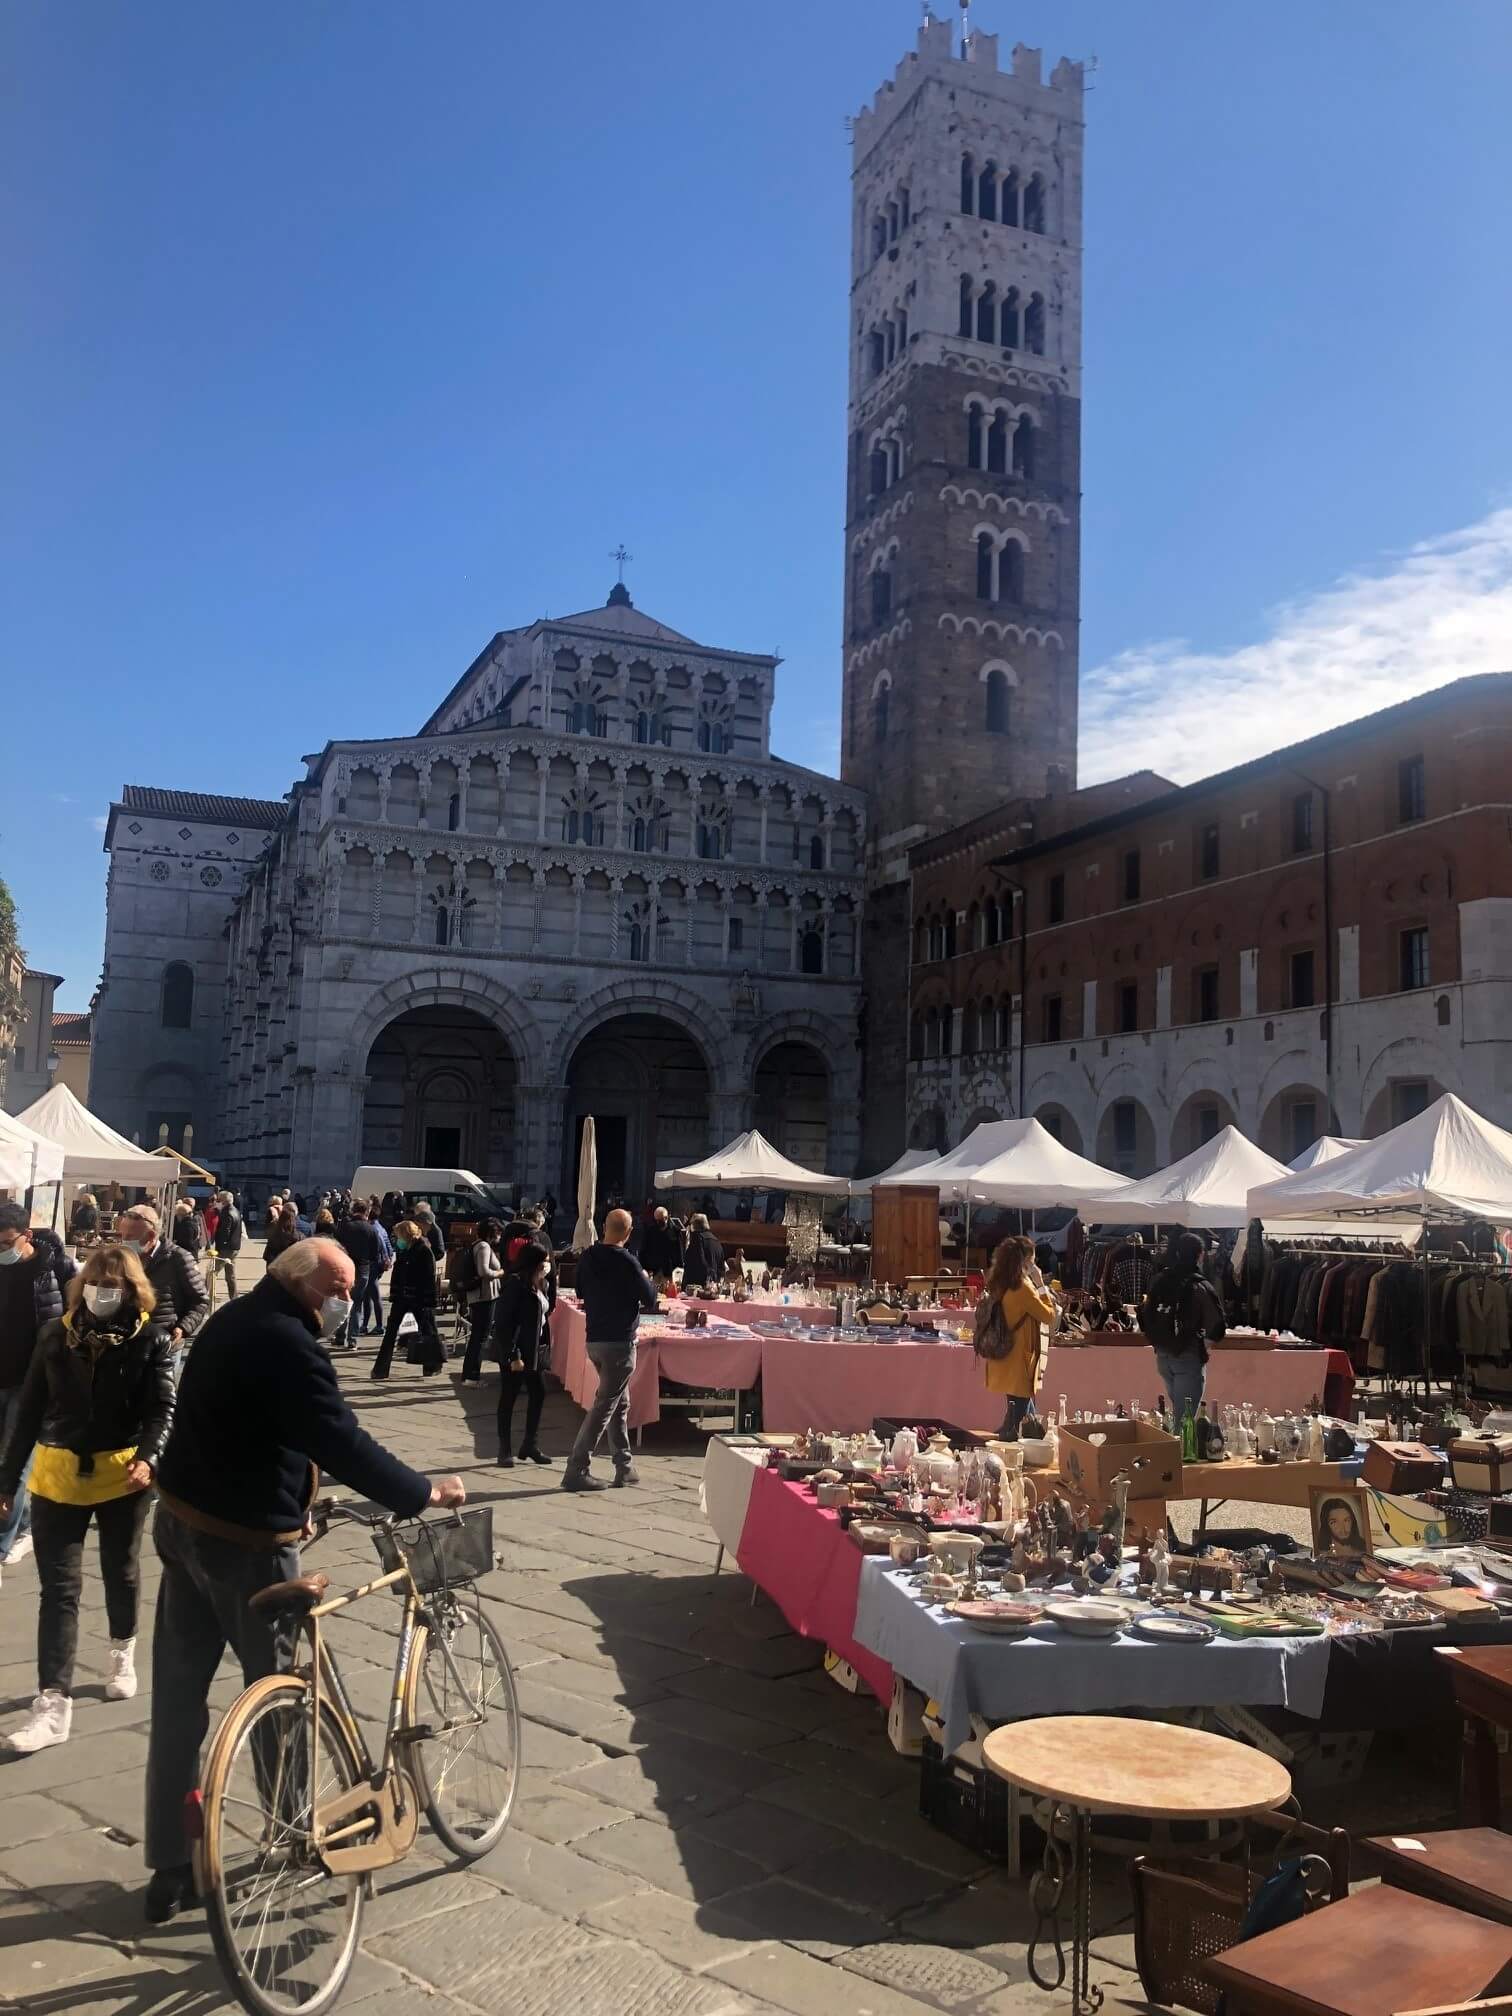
[142,1238,463,1925]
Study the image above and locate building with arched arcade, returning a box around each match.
[91,587,867,1200]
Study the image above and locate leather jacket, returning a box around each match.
[0,1307,176,1494]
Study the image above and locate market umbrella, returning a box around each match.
[573,1115,597,1249]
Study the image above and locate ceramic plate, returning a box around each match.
[1130,1613,1215,1645]
[1043,1599,1125,1638]
[947,1600,1043,1636]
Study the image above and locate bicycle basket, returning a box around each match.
[373,1506,495,1596]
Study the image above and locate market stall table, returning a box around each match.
[1043,1336,1355,1421]
[1437,1644,1512,1826]
[758,1330,1002,1435]
[1361,1827,1512,1927]
[984,1715,1290,2016]
[548,1302,762,1432]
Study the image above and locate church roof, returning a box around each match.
[542,597,696,646]
[118,786,288,828]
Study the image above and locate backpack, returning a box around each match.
[1138,1272,1207,1356]
[973,1294,1032,1362]
[451,1241,481,1295]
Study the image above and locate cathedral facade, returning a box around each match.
[92,589,866,1199]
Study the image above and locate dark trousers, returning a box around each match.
[144,1505,299,1870]
[462,1301,494,1382]
[997,1394,1033,1437]
[331,1267,369,1350]
[360,1270,384,1334]
[371,1300,443,1377]
[498,1367,545,1453]
[566,1340,635,1477]
[31,1489,152,1695]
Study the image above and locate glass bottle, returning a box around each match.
[1181,1398,1198,1461]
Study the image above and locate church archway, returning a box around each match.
[361,1005,517,1182]
[565,1013,711,1209]
[753,1040,830,1171]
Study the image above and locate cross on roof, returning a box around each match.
[610,543,633,584]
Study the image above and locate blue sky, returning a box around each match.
[5,1,1512,1009]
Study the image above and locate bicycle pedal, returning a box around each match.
[394,1723,434,1743]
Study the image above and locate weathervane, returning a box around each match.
[610,543,633,585]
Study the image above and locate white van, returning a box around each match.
[350,1166,514,1231]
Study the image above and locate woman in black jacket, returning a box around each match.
[371,1220,444,1379]
[491,1242,553,1467]
[0,1244,174,1754]
[680,1212,725,1291]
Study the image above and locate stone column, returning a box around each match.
[613,767,628,849]
[411,858,426,943]
[531,868,546,951]
[758,788,770,865]
[536,758,548,841]
[572,873,584,958]
[820,900,833,976]
[608,876,623,959]
[377,765,391,823]
[721,888,734,968]
[649,879,660,965]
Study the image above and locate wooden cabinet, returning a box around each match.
[870,1184,940,1286]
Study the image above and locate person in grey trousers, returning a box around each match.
[562,1209,660,1492]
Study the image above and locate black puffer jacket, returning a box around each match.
[0,1307,176,1494]
[0,1251,66,1387]
[141,1237,211,1338]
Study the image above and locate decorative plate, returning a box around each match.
[1043,1599,1125,1638]
[946,1600,1043,1636]
[1130,1613,1215,1644]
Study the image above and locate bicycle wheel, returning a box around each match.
[407,1592,520,1857]
[202,1674,366,2016]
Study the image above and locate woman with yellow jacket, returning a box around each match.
[980,1235,1058,1436]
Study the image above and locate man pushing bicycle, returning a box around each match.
[142,1237,465,1925]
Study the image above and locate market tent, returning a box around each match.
[1072,1124,1289,1229]
[1287,1135,1367,1173]
[1248,1094,1512,1231]
[873,1119,1047,1203]
[848,1148,937,1197]
[152,1144,217,1185]
[654,1129,850,1195]
[0,1108,65,1195]
[14,1083,179,1188]
[966,1119,1134,1212]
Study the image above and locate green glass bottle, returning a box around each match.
[1181,1398,1198,1461]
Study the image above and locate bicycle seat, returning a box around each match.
[248,1573,331,1616]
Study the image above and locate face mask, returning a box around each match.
[319,1295,351,1337]
[119,1236,148,1256]
[395,1237,410,1251]
[84,1285,124,1317]
[0,1246,22,1267]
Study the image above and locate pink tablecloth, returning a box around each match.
[1041,1342,1353,1421]
[759,1334,1000,1436]
[734,1464,892,1703]
[548,1302,763,1431]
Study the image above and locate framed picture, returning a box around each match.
[1309,1485,1373,1559]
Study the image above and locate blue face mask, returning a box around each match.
[0,1246,22,1267]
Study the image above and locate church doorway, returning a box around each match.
[362,1005,517,1183]
[753,1040,830,1169]
[565,1014,710,1211]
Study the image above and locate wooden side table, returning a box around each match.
[1361,1827,1512,1927]
[1203,1881,1512,2014]
[984,1715,1291,2016]
[1437,1645,1512,1826]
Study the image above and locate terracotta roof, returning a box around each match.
[51,1012,91,1044]
[119,786,287,827]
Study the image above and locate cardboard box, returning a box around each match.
[1449,1436,1512,1495]
[1058,1416,1183,1502]
[1362,1439,1444,1494]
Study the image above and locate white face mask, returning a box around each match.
[83,1285,125,1318]
[318,1295,352,1336]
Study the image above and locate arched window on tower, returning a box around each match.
[1001,168,1020,228]
[977,161,997,222]
[960,152,974,215]
[871,567,892,627]
[986,900,1001,947]
[868,328,885,378]
[958,275,974,339]
[986,411,1008,474]
[873,685,889,744]
[976,533,995,603]
[446,792,460,832]
[434,904,451,947]
[924,1008,939,1058]
[966,405,984,469]
[1025,293,1046,355]
[940,1004,954,1054]
[872,212,887,260]
[1013,414,1036,479]
[1000,286,1020,349]
[799,928,823,976]
[1023,173,1046,234]
[809,832,825,871]
[161,962,194,1030]
[896,306,908,351]
[986,669,1012,735]
[975,282,996,344]
[634,707,663,745]
[1000,540,1025,603]
[869,443,889,493]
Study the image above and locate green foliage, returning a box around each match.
[0,874,25,1028]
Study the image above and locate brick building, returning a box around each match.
[905,674,1512,1172]
[842,18,1085,1168]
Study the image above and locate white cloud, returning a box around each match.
[90,815,108,833]
[1081,505,1512,786]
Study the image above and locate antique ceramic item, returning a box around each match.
[947,1599,1042,1637]
[890,1426,920,1475]
[929,1533,986,1578]
[889,1530,927,1567]
[1044,1599,1125,1638]
[1131,1614,1215,1644]
[816,1481,850,1509]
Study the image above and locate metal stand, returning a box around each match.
[1028,1803,1102,2016]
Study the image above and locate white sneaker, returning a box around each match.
[7,1533,33,1566]
[105,1639,138,1701]
[8,1689,72,1753]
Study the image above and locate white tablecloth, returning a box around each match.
[853,1559,1333,1756]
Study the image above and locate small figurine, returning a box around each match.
[1150,1529,1171,1597]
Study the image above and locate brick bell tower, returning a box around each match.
[843,11,1085,1166]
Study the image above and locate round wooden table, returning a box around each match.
[984,1716,1292,2016]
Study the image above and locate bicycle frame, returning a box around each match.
[292,1548,490,1877]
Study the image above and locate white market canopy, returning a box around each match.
[1287,1135,1367,1173]
[14,1083,179,1189]
[654,1129,850,1196]
[1248,1094,1512,1233]
[0,1108,66,1194]
[966,1119,1135,1212]
[1075,1124,1290,1230]
[874,1118,1054,1204]
[848,1148,938,1197]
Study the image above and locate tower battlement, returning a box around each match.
[853,19,1083,163]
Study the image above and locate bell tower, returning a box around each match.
[844,14,1085,1163]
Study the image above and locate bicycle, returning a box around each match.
[193,1498,521,2016]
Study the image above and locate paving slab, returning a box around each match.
[575,1814,768,1904]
